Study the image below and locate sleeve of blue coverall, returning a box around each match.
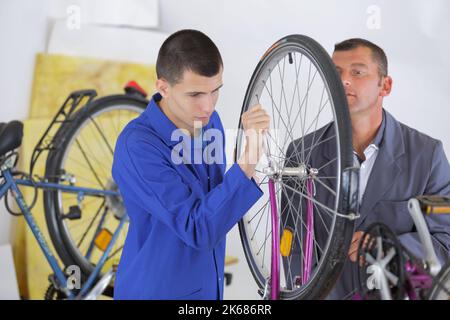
[115,133,264,251]
[398,140,450,263]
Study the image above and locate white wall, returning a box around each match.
[1,0,449,299]
[0,0,51,246]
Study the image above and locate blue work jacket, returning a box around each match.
[112,93,263,299]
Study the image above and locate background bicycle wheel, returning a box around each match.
[44,95,147,281]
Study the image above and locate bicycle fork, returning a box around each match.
[268,179,280,300]
[263,162,316,299]
[265,178,315,300]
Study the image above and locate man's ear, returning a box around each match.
[380,76,392,97]
[156,78,170,98]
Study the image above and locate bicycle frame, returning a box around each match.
[0,163,126,299]
[268,179,280,300]
[407,198,442,276]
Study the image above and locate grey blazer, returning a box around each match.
[283,109,450,299]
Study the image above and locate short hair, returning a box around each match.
[334,38,388,78]
[156,29,223,84]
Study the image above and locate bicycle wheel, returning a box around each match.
[428,260,450,300]
[44,94,147,276]
[237,35,356,299]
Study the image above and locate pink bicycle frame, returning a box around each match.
[268,178,315,299]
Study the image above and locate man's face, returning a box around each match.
[332,46,390,116]
[159,68,223,134]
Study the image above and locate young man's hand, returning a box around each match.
[237,104,270,179]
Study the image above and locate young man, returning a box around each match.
[328,38,450,299]
[112,30,270,299]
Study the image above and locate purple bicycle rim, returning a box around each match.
[269,179,280,300]
[302,179,314,284]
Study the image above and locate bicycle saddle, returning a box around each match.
[0,120,23,157]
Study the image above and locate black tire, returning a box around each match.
[43,94,147,276]
[237,35,355,299]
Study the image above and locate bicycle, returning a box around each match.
[356,195,450,300]
[0,81,148,299]
[236,35,360,300]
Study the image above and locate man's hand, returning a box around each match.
[348,231,365,263]
[237,104,270,178]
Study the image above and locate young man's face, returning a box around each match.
[332,46,391,117]
[158,68,223,134]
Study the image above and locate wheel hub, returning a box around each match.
[263,161,318,180]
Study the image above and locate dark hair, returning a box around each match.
[156,29,223,84]
[334,38,388,78]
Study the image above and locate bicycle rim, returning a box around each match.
[237,35,354,299]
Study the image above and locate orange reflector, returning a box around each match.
[94,229,113,251]
[280,228,293,257]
